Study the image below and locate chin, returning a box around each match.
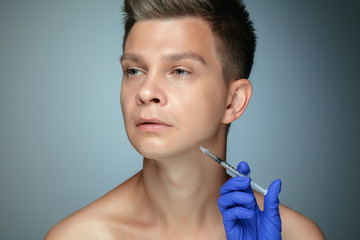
[126,128,215,160]
[132,139,198,161]
[136,146,177,160]
[129,138,171,159]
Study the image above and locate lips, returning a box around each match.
[135,118,171,131]
[136,118,170,126]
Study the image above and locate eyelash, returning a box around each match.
[173,68,190,76]
[123,67,192,78]
[125,68,144,76]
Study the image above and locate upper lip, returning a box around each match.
[135,118,171,127]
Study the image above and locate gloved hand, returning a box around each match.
[218,161,282,240]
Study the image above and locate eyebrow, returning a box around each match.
[120,52,207,66]
[120,53,139,63]
[163,52,207,66]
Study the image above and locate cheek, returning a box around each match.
[120,84,134,116]
[179,87,227,130]
[120,84,126,109]
[120,89,135,134]
[120,95,128,121]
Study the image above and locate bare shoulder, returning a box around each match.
[254,192,325,239]
[279,204,325,240]
[44,172,143,240]
[44,208,98,240]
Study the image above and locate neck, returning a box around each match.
[140,142,228,230]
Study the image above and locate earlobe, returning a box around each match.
[222,79,252,124]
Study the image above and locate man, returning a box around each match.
[45,0,325,239]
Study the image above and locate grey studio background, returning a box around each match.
[0,0,359,239]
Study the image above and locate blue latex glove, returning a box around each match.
[218,161,282,240]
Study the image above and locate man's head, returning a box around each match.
[122,0,256,83]
[120,1,254,160]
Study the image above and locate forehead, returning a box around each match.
[123,17,220,65]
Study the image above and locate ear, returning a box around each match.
[222,79,252,124]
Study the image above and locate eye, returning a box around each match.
[126,68,143,76]
[173,69,190,75]
[125,68,144,77]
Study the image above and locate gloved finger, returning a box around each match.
[218,191,255,213]
[263,179,282,224]
[222,206,255,222]
[237,161,250,176]
[222,207,254,232]
[220,177,251,195]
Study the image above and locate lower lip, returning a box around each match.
[137,123,171,131]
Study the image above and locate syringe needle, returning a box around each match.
[200,146,268,195]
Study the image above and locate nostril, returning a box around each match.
[136,93,162,105]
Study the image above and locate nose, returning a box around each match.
[135,74,167,106]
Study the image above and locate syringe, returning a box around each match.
[200,146,268,195]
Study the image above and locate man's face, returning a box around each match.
[120,17,229,160]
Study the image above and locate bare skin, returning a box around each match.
[45,171,324,240]
[45,17,325,239]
